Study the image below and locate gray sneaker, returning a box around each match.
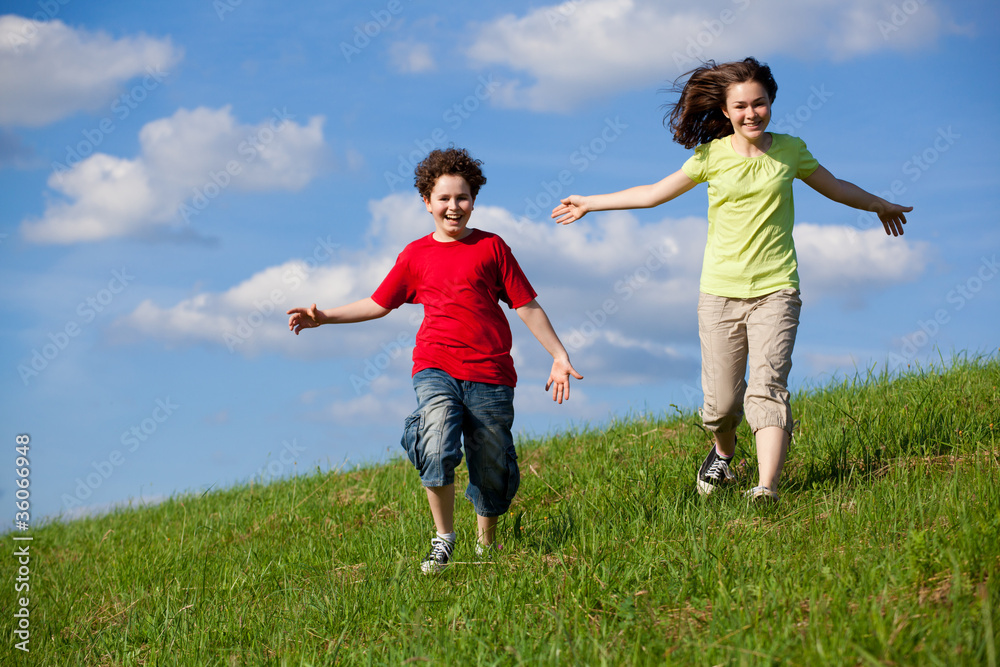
[420,536,454,574]
[744,485,779,504]
[696,445,736,496]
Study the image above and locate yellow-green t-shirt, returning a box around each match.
[681,133,819,298]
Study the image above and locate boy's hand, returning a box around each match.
[545,358,583,404]
[287,303,323,334]
[551,196,588,225]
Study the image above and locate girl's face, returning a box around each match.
[722,80,771,144]
[424,173,475,241]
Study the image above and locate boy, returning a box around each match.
[287,147,582,573]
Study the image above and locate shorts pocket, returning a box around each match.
[401,411,423,472]
[504,450,520,502]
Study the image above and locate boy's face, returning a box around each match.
[424,174,475,242]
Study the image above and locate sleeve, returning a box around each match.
[370,252,415,310]
[681,143,711,183]
[494,237,537,309]
[795,137,819,179]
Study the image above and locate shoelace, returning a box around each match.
[706,458,730,480]
[427,537,452,562]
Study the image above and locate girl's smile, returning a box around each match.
[722,80,772,153]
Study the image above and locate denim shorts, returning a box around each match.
[401,368,520,517]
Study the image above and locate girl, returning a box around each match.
[551,57,911,503]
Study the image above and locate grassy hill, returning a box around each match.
[4,354,998,666]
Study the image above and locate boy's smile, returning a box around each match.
[425,173,475,242]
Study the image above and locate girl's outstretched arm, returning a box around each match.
[287,297,390,334]
[803,165,913,237]
[551,169,697,225]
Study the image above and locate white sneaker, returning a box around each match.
[474,542,501,558]
[696,445,736,496]
[420,536,454,574]
[744,486,779,504]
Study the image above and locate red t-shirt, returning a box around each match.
[371,229,537,387]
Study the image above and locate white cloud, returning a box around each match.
[115,252,400,358]
[327,375,412,422]
[795,222,930,295]
[113,195,704,363]
[466,0,953,112]
[389,41,435,73]
[20,106,326,243]
[477,207,706,352]
[797,349,863,379]
[58,493,169,522]
[0,15,182,126]
[111,196,928,389]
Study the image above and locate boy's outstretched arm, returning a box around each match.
[515,299,583,404]
[551,169,697,225]
[287,297,390,334]
[803,165,913,237]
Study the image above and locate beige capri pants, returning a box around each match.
[697,288,802,435]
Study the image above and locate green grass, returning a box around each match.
[4,354,998,665]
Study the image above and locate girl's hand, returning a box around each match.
[877,203,912,237]
[287,303,323,334]
[545,357,583,404]
[552,196,589,225]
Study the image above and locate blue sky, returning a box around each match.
[2,0,998,524]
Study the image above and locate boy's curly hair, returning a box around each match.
[414,147,487,200]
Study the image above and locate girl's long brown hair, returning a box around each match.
[663,57,778,149]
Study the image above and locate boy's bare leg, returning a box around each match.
[425,485,455,534]
[713,429,737,458]
[755,426,788,490]
[477,514,498,546]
